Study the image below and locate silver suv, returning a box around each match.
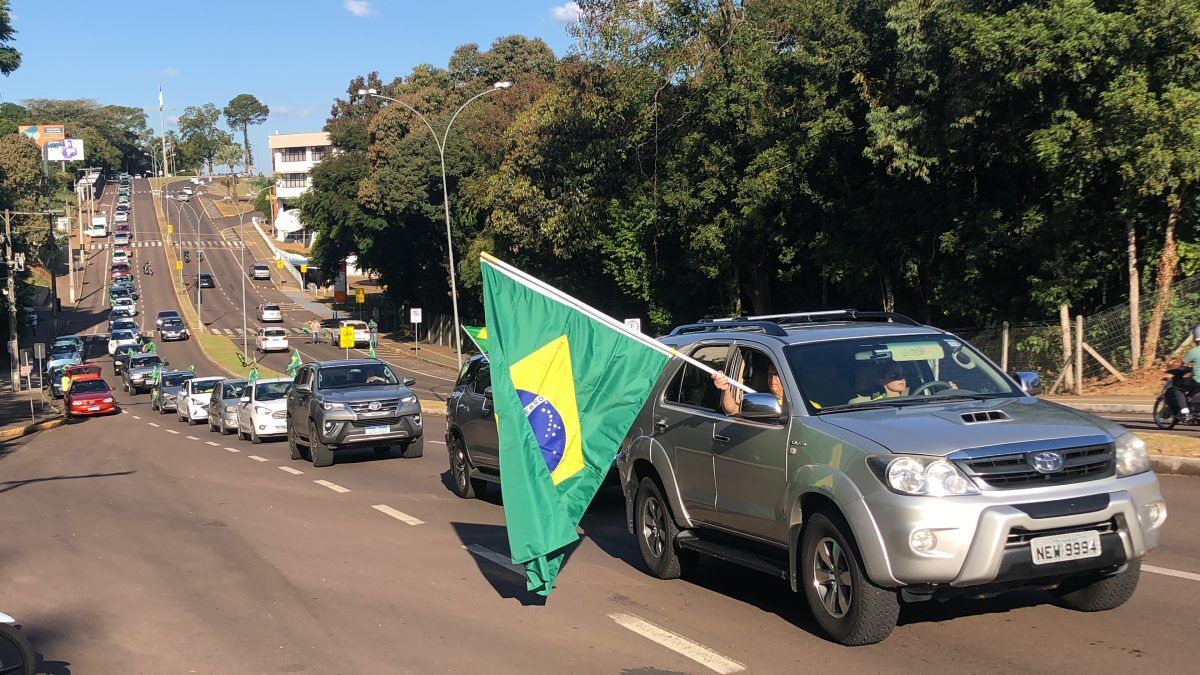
[619,311,1166,645]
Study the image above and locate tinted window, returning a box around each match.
[162,374,192,386]
[129,355,162,368]
[663,344,728,412]
[191,380,218,394]
[50,344,76,355]
[472,362,491,395]
[317,363,397,389]
[163,319,184,328]
[255,382,291,400]
[71,380,110,394]
[222,382,247,398]
[112,331,135,340]
[263,304,280,311]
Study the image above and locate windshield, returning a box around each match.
[116,345,138,356]
[71,380,110,394]
[222,382,247,398]
[345,321,367,329]
[130,356,162,368]
[163,320,184,328]
[264,329,286,337]
[112,331,135,341]
[50,344,76,355]
[263,304,280,311]
[158,312,179,320]
[784,334,1019,414]
[317,363,398,389]
[255,382,291,400]
[191,380,218,394]
[163,374,192,387]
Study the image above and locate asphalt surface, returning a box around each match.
[5,179,1199,673]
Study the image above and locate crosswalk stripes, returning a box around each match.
[206,327,314,336]
[89,241,165,250]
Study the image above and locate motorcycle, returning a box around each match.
[0,611,35,675]
[1152,370,1200,430]
[198,250,205,262]
[143,263,153,276]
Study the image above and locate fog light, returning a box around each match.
[258,425,266,431]
[910,528,937,554]
[1144,500,1167,527]
[413,415,421,426]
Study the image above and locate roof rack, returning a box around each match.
[715,309,922,327]
[667,320,789,337]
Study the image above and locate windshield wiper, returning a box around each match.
[815,401,909,414]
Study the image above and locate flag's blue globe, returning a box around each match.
[517,389,566,472]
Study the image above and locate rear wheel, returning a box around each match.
[634,477,696,580]
[1054,562,1141,612]
[449,435,486,499]
[800,512,899,646]
[1153,396,1177,430]
[309,419,333,467]
[0,622,36,675]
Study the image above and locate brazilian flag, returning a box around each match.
[481,253,670,596]
[463,325,488,355]
[286,349,302,377]
[248,364,260,385]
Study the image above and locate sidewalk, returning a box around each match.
[0,378,63,440]
[1044,395,1154,414]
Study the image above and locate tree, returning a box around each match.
[0,0,20,76]
[21,98,153,174]
[223,94,269,171]
[215,142,244,195]
[178,103,231,174]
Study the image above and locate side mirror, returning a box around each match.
[163,360,170,367]
[740,392,783,420]
[401,376,416,387]
[295,382,311,393]
[239,396,250,403]
[483,386,493,400]
[1013,371,1041,396]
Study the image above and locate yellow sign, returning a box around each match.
[339,325,356,349]
[300,264,308,274]
[175,260,183,270]
[276,259,284,269]
[167,224,173,235]
[355,288,365,304]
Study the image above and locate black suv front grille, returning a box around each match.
[959,443,1114,490]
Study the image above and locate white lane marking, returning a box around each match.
[1144,564,1200,583]
[225,447,240,452]
[608,613,745,674]
[132,415,141,420]
[165,429,179,434]
[314,479,350,493]
[371,504,424,525]
[120,410,129,415]
[429,439,446,445]
[205,441,220,446]
[185,435,199,440]
[248,455,269,462]
[463,544,524,576]
[278,466,304,475]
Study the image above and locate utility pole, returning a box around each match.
[4,209,18,389]
[41,146,60,336]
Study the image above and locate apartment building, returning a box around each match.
[267,131,332,242]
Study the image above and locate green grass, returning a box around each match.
[195,332,285,379]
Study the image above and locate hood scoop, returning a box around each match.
[960,410,1010,424]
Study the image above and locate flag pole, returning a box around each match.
[480,253,756,394]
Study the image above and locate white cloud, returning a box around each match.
[343,0,373,17]
[162,67,179,77]
[168,116,180,125]
[273,105,315,118]
[551,2,581,24]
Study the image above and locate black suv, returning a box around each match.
[445,355,497,498]
[286,359,423,467]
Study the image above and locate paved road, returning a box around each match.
[3,367,1200,672]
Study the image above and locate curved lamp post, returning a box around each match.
[357,81,513,370]
[224,185,274,354]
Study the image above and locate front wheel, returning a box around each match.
[1054,562,1141,612]
[0,622,36,675]
[287,423,305,460]
[800,512,899,646]
[1153,396,1177,430]
[634,477,697,580]
[309,419,333,467]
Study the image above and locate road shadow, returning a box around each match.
[10,614,78,675]
[448,521,548,606]
[0,470,135,495]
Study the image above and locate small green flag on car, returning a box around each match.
[368,342,377,360]
[248,364,259,385]
[463,325,488,356]
[286,349,302,377]
[480,252,673,596]
[187,361,195,373]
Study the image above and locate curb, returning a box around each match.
[1048,402,1153,414]
[0,414,67,441]
[1151,454,1200,477]
[419,400,445,417]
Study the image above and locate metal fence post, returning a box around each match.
[1075,315,1084,395]
[1001,321,1010,372]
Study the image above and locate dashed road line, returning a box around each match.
[608,613,745,674]
[278,466,304,475]
[205,441,220,446]
[429,439,446,445]
[132,415,141,420]
[248,455,269,462]
[165,429,179,434]
[185,435,199,440]
[463,544,524,576]
[1145,564,1200,583]
[314,479,350,493]
[225,447,240,453]
[148,422,160,427]
[371,504,424,525]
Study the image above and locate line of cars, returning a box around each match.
[43,337,119,418]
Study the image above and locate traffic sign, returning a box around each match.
[624,318,642,334]
[276,259,284,269]
[300,264,307,274]
[355,288,365,304]
[167,224,173,235]
[339,325,356,349]
[175,260,183,270]
[410,308,423,324]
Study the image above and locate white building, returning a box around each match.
[268,131,332,243]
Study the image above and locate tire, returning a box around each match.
[0,622,36,675]
[220,424,232,436]
[449,435,486,499]
[251,428,262,444]
[287,422,305,460]
[309,419,333,467]
[400,436,423,459]
[1054,562,1141,612]
[209,419,219,433]
[634,477,697,580]
[122,381,128,392]
[188,414,198,426]
[1153,397,1177,430]
[800,512,899,646]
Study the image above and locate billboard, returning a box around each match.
[45,139,85,161]
[17,124,66,148]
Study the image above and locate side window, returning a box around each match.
[292,366,307,386]
[473,362,491,395]
[457,359,479,389]
[663,344,729,412]
[733,346,788,417]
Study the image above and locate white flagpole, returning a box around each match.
[480,253,756,394]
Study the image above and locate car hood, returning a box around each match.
[319,387,413,403]
[47,357,80,368]
[817,397,1119,457]
[127,365,161,376]
[251,398,288,411]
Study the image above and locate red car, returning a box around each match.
[110,263,131,279]
[65,378,117,418]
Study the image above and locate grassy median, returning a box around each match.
[195,333,285,379]
[1140,431,1200,459]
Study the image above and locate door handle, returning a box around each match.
[713,433,731,443]
[654,417,668,430]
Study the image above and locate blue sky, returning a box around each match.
[1,0,579,170]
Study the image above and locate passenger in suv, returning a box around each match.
[619,311,1166,646]
[285,359,423,467]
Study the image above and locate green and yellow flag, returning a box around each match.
[247,364,260,385]
[463,325,488,355]
[481,253,671,596]
[286,349,302,377]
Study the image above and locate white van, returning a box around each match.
[88,215,108,238]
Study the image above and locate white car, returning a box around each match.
[111,296,137,316]
[331,320,371,346]
[182,186,194,195]
[113,233,130,246]
[178,377,224,425]
[256,327,289,352]
[250,263,271,280]
[108,329,139,355]
[111,250,129,265]
[257,303,282,322]
[236,378,292,443]
[113,210,128,223]
[177,193,190,202]
[87,224,107,237]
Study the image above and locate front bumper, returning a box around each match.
[184,400,208,420]
[860,470,1166,588]
[160,397,179,411]
[162,332,189,341]
[316,412,423,448]
[252,415,289,437]
[69,401,116,416]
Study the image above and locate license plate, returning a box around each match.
[88,406,100,411]
[1030,530,1102,565]
[364,425,390,436]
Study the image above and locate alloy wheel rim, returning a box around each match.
[641,495,666,559]
[812,537,853,618]
[454,445,468,491]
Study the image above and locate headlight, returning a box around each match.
[1115,432,1150,477]
[224,405,238,413]
[254,405,272,415]
[868,455,980,496]
[102,397,113,403]
[321,400,347,411]
[400,395,418,405]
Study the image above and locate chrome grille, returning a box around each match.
[958,443,1114,490]
[1006,518,1118,547]
[349,398,399,413]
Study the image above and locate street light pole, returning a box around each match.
[359,81,513,371]
[229,185,274,355]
